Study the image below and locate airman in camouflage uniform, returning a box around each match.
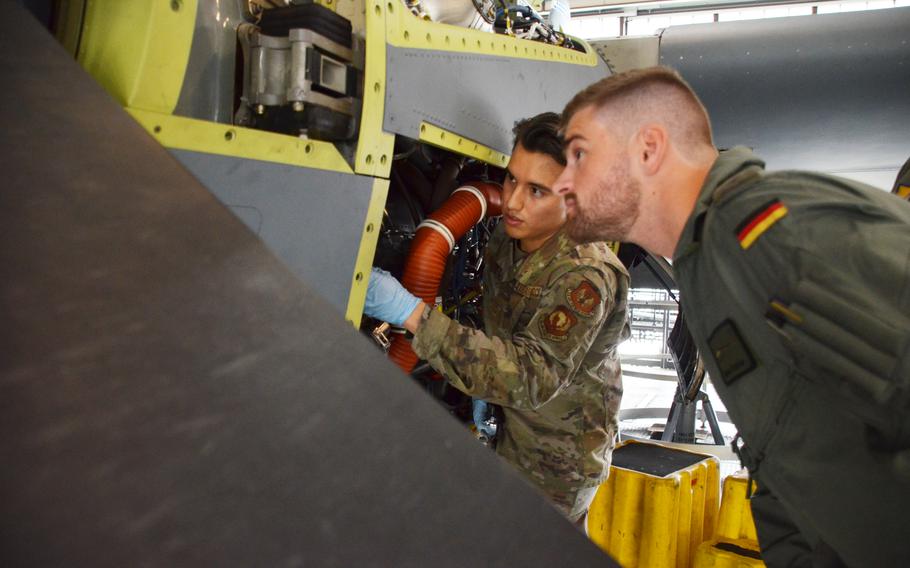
[364,112,630,522]
[412,224,629,521]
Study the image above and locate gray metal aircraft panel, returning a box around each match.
[171,150,370,314]
[589,36,660,74]
[173,0,245,124]
[0,4,617,566]
[660,7,910,190]
[385,46,610,154]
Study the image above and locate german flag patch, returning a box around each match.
[736,199,788,249]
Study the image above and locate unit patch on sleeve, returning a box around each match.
[567,280,601,317]
[707,319,756,385]
[736,199,788,249]
[540,306,578,341]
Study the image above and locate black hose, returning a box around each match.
[429,156,464,212]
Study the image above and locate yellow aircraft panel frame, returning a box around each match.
[128,109,354,175]
[77,0,198,114]
[354,0,397,178]
[418,122,510,167]
[345,178,390,326]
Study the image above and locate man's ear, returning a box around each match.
[634,125,668,177]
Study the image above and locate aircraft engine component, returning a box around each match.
[388,181,502,373]
[238,4,358,141]
[494,4,575,47]
[418,0,494,29]
[55,0,608,324]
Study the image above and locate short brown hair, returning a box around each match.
[512,112,565,166]
[562,66,714,153]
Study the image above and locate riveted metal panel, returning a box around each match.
[171,150,372,314]
[385,45,610,154]
[589,36,660,74]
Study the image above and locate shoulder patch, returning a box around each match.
[735,198,788,249]
[567,280,601,317]
[540,306,578,341]
[896,185,910,200]
[707,319,756,385]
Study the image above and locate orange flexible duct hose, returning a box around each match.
[388,182,502,373]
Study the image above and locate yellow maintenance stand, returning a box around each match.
[587,440,720,568]
[693,470,765,567]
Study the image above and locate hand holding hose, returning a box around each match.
[364,268,422,327]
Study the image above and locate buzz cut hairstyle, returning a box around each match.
[562,66,715,154]
[512,112,566,167]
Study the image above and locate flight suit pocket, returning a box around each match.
[767,272,909,448]
[735,369,803,474]
[788,240,910,404]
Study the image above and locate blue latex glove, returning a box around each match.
[364,268,421,326]
[472,399,498,440]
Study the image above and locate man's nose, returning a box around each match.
[554,169,573,196]
[506,186,524,210]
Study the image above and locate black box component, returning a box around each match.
[258,1,352,48]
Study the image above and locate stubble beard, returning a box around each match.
[567,164,642,244]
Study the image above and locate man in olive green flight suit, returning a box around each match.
[364,112,630,522]
[554,66,910,566]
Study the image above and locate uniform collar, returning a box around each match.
[489,224,516,280]
[514,229,574,285]
[673,146,765,261]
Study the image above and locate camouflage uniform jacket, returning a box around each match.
[412,225,630,506]
[674,146,910,567]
